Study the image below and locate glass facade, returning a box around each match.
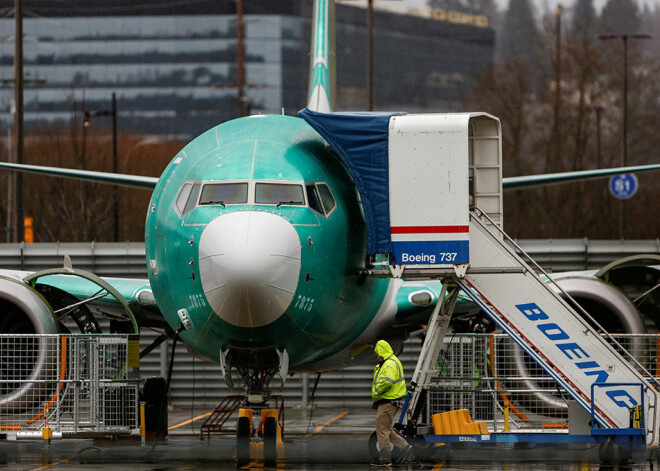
[0,14,305,139]
[0,1,494,140]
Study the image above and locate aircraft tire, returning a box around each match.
[236,416,251,466]
[616,442,633,464]
[411,438,435,461]
[263,416,277,466]
[598,437,614,464]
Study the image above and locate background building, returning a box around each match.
[0,0,495,140]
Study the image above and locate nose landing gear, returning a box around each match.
[236,407,284,467]
[222,346,288,466]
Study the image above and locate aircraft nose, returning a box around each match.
[198,211,301,328]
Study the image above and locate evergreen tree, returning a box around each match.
[571,0,596,41]
[497,0,540,68]
[639,3,660,61]
[598,0,640,35]
[463,0,659,239]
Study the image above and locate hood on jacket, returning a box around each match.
[374,340,394,359]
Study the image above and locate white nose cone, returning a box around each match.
[198,211,301,328]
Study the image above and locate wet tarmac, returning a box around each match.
[1,407,659,470]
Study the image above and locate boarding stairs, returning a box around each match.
[300,109,660,447]
[401,209,660,447]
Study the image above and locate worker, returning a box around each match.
[371,339,413,466]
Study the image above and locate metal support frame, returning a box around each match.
[402,279,460,432]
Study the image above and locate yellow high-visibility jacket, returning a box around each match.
[372,340,406,403]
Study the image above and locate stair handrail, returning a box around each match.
[470,207,658,385]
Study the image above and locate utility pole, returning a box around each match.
[5,125,11,243]
[551,4,562,173]
[84,93,119,241]
[367,0,374,111]
[236,0,246,117]
[599,33,651,239]
[12,0,24,243]
[111,93,117,242]
[599,34,652,168]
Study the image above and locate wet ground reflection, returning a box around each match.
[1,407,658,471]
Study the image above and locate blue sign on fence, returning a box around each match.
[609,174,638,200]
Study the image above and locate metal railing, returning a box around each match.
[426,333,660,433]
[1,240,657,275]
[0,334,138,437]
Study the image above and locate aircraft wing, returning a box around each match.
[0,162,158,189]
[3,159,658,194]
[502,163,660,190]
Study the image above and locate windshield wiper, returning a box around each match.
[200,200,226,207]
[276,200,302,208]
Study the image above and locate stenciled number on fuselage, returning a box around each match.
[189,293,207,308]
[294,295,315,312]
[439,252,458,262]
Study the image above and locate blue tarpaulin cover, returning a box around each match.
[298,108,406,254]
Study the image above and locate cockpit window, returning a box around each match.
[317,183,336,215]
[199,182,248,206]
[177,181,332,216]
[176,182,202,216]
[175,183,193,215]
[306,183,323,214]
[255,183,305,206]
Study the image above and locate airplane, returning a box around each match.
[0,0,659,460]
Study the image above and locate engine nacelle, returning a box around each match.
[0,276,59,413]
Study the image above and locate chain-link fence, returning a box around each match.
[427,333,659,433]
[0,334,138,437]
[2,332,657,437]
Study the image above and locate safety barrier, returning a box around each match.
[426,333,659,432]
[0,334,139,437]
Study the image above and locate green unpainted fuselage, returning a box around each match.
[145,114,390,368]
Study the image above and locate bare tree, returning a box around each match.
[27,127,116,241]
[465,0,660,239]
[21,112,180,242]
